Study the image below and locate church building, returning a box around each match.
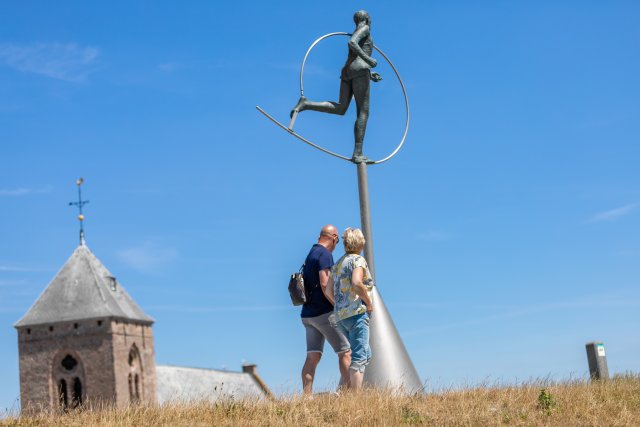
[14,179,271,412]
[15,243,157,410]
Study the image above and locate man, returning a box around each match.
[300,224,351,394]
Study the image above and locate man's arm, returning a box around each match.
[351,267,373,313]
[325,274,335,305]
[319,269,334,305]
[348,25,377,68]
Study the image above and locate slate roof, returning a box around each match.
[156,365,268,404]
[14,245,153,328]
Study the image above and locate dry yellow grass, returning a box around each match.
[3,375,639,426]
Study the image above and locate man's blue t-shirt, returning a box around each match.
[301,244,334,318]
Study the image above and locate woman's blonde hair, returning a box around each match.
[342,227,365,254]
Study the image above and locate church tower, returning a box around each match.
[14,179,156,411]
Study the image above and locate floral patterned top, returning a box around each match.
[332,253,374,321]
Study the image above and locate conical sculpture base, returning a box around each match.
[356,162,422,393]
[364,286,423,392]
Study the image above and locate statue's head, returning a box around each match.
[353,10,371,26]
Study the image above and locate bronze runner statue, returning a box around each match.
[290,10,382,164]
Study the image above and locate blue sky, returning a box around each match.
[1,0,639,412]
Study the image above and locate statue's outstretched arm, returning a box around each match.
[348,25,377,68]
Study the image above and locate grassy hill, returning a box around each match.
[3,375,639,426]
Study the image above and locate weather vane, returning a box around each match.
[69,177,89,245]
[256,11,420,392]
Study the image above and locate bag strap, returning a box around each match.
[299,263,310,302]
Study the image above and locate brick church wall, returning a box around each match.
[17,318,156,411]
[110,320,156,406]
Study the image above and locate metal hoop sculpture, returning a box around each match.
[299,32,410,165]
[256,32,410,164]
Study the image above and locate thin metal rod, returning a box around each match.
[77,184,84,237]
[288,110,299,130]
[256,106,352,162]
[69,178,89,246]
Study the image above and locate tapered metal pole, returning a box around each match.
[357,162,376,278]
[356,162,423,393]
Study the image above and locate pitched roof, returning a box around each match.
[156,365,269,404]
[14,245,153,328]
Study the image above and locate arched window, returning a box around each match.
[127,344,143,404]
[52,351,85,410]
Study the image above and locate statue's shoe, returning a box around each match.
[290,96,307,118]
[352,154,368,164]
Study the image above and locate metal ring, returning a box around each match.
[299,32,410,165]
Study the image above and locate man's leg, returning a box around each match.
[301,352,322,395]
[320,312,352,390]
[301,316,326,395]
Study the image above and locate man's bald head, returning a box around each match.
[318,224,340,252]
[320,224,337,237]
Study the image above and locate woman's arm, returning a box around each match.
[351,267,373,313]
[348,25,377,68]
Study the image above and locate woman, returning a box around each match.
[290,10,382,163]
[326,227,374,389]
